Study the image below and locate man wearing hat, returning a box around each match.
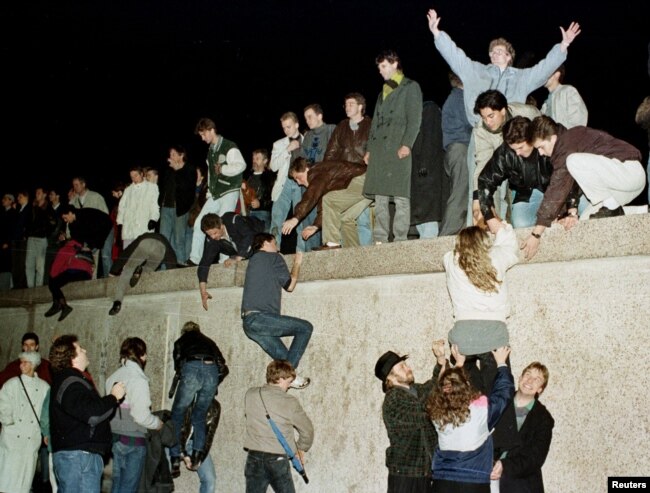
[375,339,446,493]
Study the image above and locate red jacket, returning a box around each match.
[50,240,94,278]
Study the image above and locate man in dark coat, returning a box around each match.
[491,362,555,493]
[410,100,449,239]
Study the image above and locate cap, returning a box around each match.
[375,351,408,393]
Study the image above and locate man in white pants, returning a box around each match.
[521,115,644,260]
[189,118,246,265]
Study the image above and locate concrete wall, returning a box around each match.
[1,215,649,493]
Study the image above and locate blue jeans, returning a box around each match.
[186,438,217,493]
[170,361,219,458]
[511,188,544,228]
[250,210,271,233]
[271,181,320,252]
[190,192,239,263]
[416,221,439,239]
[245,451,295,493]
[243,312,313,369]
[356,207,373,246]
[100,227,114,278]
[53,450,104,493]
[161,207,191,265]
[111,440,146,493]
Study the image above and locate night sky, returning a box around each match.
[3,0,649,200]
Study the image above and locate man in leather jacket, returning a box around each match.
[476,116,564,228]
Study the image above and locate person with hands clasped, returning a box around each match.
[427,345,515,493]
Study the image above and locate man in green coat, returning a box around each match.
[363,50,423,243]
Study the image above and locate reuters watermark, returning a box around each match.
[608,477,649,491]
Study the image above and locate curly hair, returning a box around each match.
[427,367,481,429]
[455,227,501,293]
[49,334,79,372]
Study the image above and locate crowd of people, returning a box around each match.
[0,9,649,493]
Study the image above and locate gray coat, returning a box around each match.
[364,77,423,199]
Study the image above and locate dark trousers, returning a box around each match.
[387,474,434,493]
[48,270,91,300]
[245,451,295,493]
[11,239,27,289]
[463,353,511,396]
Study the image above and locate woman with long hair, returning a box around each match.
[442,218,518,394]
[427,346,514,492]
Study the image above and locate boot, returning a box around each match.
[58,300,73,322]
[109,301,122,316]
[189,449,206,471]
[44,301,62,317]
[170,456,181,478]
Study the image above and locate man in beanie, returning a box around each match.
[375,339,447,493]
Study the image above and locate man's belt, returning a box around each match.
[113,434,146,447]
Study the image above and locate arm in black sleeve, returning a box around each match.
[477,147,509,220]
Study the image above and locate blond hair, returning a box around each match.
[455,227,501,293]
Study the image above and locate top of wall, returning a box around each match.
[2,214,649,308]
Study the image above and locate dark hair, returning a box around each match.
[553,64,566,84]
[57,204,77,217]
[289,157,309,175]
[170,144,187,157]
[474,90,508,114]
[119,337,147,369]
[503,116,533,145]
[448,71,462,88]
[22,332,39,346]
[252,148,269,161]
[530,115,559,141]
[252,233,275,252]
[195,117,217,134]
[304,103,323,116]
[200,213,223,233]
[345,92,366,115]
[182,321,201,334]
[266,360,296,384]
[375,49,402,70]
[49,334,79,371]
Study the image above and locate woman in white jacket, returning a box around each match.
[117,166,160,248]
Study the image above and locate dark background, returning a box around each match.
[3,0,649,202]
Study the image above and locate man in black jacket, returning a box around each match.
[49,334,126,493]
[491,362,555,493]
[476,116,558,228]
[196,212,264,310]
[169,321,226,475]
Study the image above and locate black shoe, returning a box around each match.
[170,457,181,478]
[44,302,62,318]
[58,305,73,322]
[189,449,206,471]
[129,264,144,287]
[185,259,198,267]
[590,205,624,219]
[109,301,121,316]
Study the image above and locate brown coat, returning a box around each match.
[323,116,372,164]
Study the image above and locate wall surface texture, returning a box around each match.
[0,215,649,493]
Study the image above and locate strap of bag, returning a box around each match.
[18,375,42,428]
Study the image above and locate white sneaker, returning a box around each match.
[290,375,311,390]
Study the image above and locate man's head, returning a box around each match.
[48,189,61,206]
[344,92,366,120]
[144,167,159,184]
[19,351,41,376]
[72,176,87,195]
[289,157,310,187]
[488,37,515,68]
[120,337,148,369]
[200,213,226,240]
[2,193,15,209]
[518,362,549,398]
[544,64,565,91]
[474,90,508,132]
[22,332,39,352]
[375,50,402,81]
[530,115,560,157]
[304,104,324,130]
[181,321,201,334]
[58,204,78,224]
[34,187,48,205]
[50,334,88,372]
[17,190,30,206]
[280,112,300,138]
[195,117,218,144]
[251,233,278,253]
[266,359,296,390]
[375,351,412,392]
[252,149,269,172]
[129,166,145,185]
[504,116,535,158]
[168,145,187,170]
